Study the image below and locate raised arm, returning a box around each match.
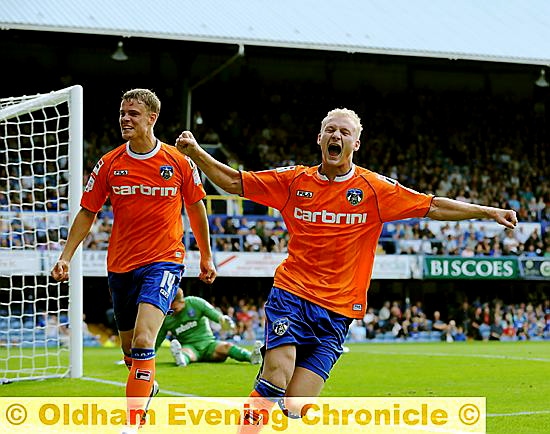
[427,197,517,229]
[185,199,216,285]
[176,131,243,195]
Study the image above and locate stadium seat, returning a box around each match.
[418,331,431,342]
[383,331,395,341]
[431,331,442,341]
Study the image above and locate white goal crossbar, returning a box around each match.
[0,85,83,382]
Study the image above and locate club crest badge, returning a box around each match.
[160,165,174,180]
[346,188,363,206]
[273,318,290,336]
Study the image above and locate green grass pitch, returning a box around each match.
[1,341,548,433]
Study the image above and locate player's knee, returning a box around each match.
[278,398,312,419]
[218,342,233,354]
[181,348,197,362]
[132,333,156,349]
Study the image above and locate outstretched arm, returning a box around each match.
[51,207,97,281]
[186,199,216,285]
[176,131,243,195]
[427,197,517,229]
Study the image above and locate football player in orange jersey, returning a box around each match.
[51,89,216,430]
[176,108,517,431]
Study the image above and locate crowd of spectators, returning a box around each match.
[1,86,549,256]
[347,297,550,343]
[207,216,289,253]
[166,295,550,344]
[3,291,548,347]
[383,220,550,257]
[186,85,550,225]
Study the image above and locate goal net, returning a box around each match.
[0,85,83,383]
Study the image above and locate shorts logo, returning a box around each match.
[135,369,152,381]
[352,304,363,311]
[273,318,290,336]
[296,190,313,198]
[160,165,174,180]
[114,170,128,176]
[346,188,363,206]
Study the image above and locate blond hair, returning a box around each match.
[122,88,161,115]
[321,108,363,137]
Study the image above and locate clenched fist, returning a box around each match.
[175,131,200,156]
[51,259,70,282]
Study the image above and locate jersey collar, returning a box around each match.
[316,164,356,182]
[126,139,161,160]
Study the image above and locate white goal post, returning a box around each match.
[0,85,83,382]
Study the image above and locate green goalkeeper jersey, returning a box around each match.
[155,296,222,351]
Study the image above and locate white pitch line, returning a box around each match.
[488,410,550,417]
[364,350,550,363]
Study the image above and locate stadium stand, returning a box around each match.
[3,87,549,256]
[2,81,548,347]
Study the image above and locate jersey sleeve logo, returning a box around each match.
[275,166,295,173]
[92,159,104,176]
[160,165,174,180]
[346,188,363,206]
[84,175,95,193]
[376,174,397,185]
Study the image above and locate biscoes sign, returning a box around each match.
[424,257,519,279]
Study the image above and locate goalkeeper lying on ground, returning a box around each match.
[155,288,262,367]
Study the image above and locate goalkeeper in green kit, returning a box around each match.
[155,288,262,367]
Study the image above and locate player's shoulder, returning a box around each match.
[185,295,204,305]
[245,164,308,181]
[272,164,310,177]
[102,143,127,161]
[356,166,398,187]
[90,143,126,175]
[159,142,184,159]
[159,141,178,153]
[159,142,196,167]
[185,296,212,312]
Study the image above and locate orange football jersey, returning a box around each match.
[242,165,433,318]
[81,141,205,273]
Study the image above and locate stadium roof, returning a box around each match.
[2,0,550,66]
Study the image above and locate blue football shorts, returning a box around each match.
[264,286,352,381]
[108,261,184,332]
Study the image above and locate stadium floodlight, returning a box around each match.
[0,85,83,383]
[111,41,128,61]
[535,69,549,87]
